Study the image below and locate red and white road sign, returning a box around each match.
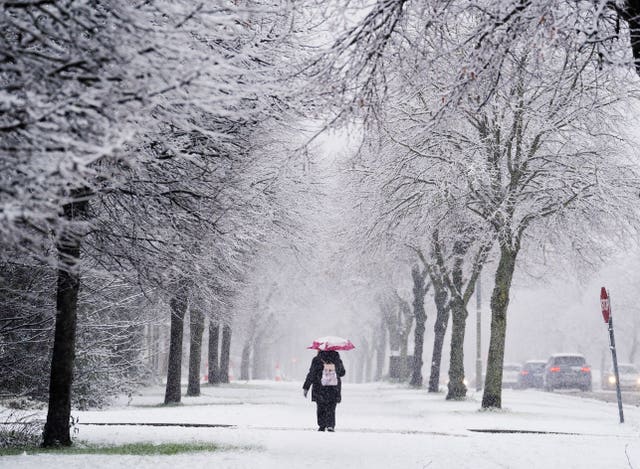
[600,287,611,323]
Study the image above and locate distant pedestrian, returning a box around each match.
[303,350,346,432]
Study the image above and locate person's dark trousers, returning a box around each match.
[316,402,337,430]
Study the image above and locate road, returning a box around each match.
[565,388,640,406]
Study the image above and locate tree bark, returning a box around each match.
[42,191,89,448]
[385,297,401,354]
[357,337,369,383]
[240,340,251,381]
[187,308,204,396]
[428,283,449,392]
[410,265,428,387]
[398,298,413,382]
[374,318,386,380]
[164,294,188,404]
[151,324,161,381]
[481,245,518,409]
[207,321,220,385]
[446,298,468,400]
[252,334,268,379]
[356,356,364,383]
[441,238,476,400]
[365,339,374,382]
[621,0,640,75]
[219,324,232,383]
[629,318,639,364]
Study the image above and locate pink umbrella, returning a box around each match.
[307,336,355,351]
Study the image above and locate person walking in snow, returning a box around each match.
[303,350,346,432]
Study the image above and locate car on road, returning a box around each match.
[517,360,546,389]
[602,363,640,391]
[543,353,592,392]
[502,363,521,388]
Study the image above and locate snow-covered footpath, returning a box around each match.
[3,381,640,468]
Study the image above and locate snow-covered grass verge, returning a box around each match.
[0,441,257,457]
[3,381,640,468]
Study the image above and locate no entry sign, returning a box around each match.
[600,286,623,423]
[600,287,611,323]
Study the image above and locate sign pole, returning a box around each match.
[475,273,482,391]
[601,287,624,424]
[608,315,624,424]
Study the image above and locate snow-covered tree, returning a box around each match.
[1,0,307,446]
[387,43,640,408]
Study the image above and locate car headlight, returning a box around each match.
[608,376,616,384]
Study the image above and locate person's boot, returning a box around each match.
[318,427,326,431]
[326,427,335,432]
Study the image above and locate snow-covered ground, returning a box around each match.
[3,381,640,468]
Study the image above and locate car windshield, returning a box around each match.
[552,356,585,366]
[525,362,545,370]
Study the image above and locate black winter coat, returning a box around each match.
[303,351,346,404]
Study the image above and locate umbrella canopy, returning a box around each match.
[307,336,355,351]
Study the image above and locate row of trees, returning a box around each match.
[320,0,640,408]
[5,0,640,451]
[0,0,318,447]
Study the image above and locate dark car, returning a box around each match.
[517,360,546,389]
[543,353,592,392]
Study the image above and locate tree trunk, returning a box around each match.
[446,298,468,400]
[164,294,188,404]
[410,265,428,387]
[481,245,518,409]
[42,192,88,448]
[375,319,386,380]
[629,321,638,364]
[357,337,369,383]
[220,324,232,383]
[365,340,374,382]
[208,321,220,385]
[151,324,161,381]
[257,347,270,380]
[356,356,364,383]
[241,340,251,381]
[446,239,476,400]
[410,318,425,386]
[398,298,413,382]
[428,284,450,392]
[386,305,401,354]
[187,308,204,397]
[399,330,410,381]
[399,334,409,381]
[252,334,268,379]
[621,0,640,75]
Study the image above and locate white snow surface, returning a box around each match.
[3,381,640,468]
